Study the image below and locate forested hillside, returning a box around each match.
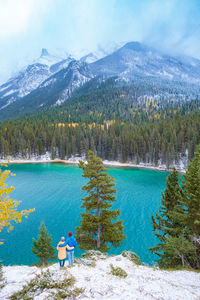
[0,83,200,167]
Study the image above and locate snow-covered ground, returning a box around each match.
[0,153,186,173]
[1,254,200,299]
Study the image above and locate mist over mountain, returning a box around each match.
[0,41,200,121]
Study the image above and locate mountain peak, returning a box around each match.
[41,48,49,57]
[123,41,148,52]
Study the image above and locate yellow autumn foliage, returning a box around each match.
[68,123,79,128]
[0,163,34,243]
[57,123,66,127]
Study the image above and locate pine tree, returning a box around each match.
[32,222,56,266]
[149,167,185,267]
[161,235,197,268]
[181,146,200,236]
[181,146,200,268]
[76,151,125,251]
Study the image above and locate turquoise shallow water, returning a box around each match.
[0,163,168,266]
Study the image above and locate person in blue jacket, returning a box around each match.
[59,231,77,266]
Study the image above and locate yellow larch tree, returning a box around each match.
[0,162,34,243]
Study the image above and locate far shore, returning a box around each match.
[0,157,186,173]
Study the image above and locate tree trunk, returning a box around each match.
[97,189,101,249]
[179,253,185,266]
[42,258,45,267]
[42,258,47,267]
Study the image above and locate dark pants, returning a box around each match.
[59,259,65,267]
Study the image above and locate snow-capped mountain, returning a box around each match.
[35,48,65,66]
[0,60,93,117]
[1,41,200,120]
[37,59,93,107]
[0,49,73,111]
[91,42,200,83]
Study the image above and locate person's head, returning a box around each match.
[61,236,65,241]
[68,231,72,237]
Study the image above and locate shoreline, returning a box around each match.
[0,157,186,173]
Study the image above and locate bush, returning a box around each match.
[82,250,107,260]
[10,269,76,300]
[76,258,96,267]
[51,287,84,299]
[122,250,141,265]
[110,264,127,278]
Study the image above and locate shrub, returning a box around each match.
[122,250,141,265]
[110,264,127,278]
[0,264,6,289]
[82,250,107,260]
[10,269,76,300]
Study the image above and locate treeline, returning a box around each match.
[0,109,200,167]
[0,84,200,166]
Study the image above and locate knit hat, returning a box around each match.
[68,231,72,237]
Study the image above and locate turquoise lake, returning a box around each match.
[0,163,169,266]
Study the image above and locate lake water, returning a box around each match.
[0,163,168,266]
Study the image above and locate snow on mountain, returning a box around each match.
[91,42,200,83]
[0,49,74,111]
[0,59,94,114]
[36,48,65,67]
[1,41,200,118]
[38,59,94,106]
[1,252,200,299]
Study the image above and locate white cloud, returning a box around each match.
[0,0,52,39]
[0,0,199,84]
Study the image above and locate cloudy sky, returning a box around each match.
[0,0,200,82]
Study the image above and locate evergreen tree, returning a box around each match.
[161,235,197,268]
[76,151,125,251]
[32,222,56,266]
[181,146,200,236]
[150,167,185,267]
[181,146,200,268]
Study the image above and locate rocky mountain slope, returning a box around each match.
[1,251,200,300]
[1,41,200,121]
[0,49,73,111]
[91,42,200,82]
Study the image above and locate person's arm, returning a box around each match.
[59,242,67,247]
[66,245,74,250]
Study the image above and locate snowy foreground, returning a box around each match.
[1,253,200,300]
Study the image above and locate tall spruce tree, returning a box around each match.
[149,167,185,267]
[32,222,56,266]
[181,146,200,268]
[76,151,125,251]
[181,146,200,236]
